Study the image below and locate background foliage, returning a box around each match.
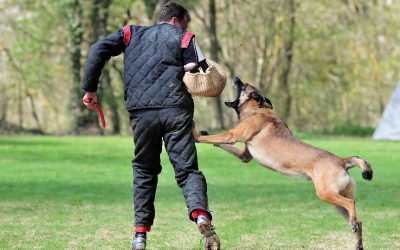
[0,0,399,135]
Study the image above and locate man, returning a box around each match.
[81,2,220,250]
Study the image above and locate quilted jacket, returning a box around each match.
[82,23,194,110]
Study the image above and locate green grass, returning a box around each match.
[0,136,399,249]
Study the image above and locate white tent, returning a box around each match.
[373,81,400,140]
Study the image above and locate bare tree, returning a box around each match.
[65,0,101,134]
[3,47,24,129]
[209,0,225,129]
[281,0,296,120]
[90,0,122,134]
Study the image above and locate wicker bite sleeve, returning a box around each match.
[183,60,227,97]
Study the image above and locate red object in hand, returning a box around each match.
[83,98,106,128]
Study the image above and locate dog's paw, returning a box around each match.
[199,130,209,136]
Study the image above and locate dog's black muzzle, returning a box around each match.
[224,76,245,112]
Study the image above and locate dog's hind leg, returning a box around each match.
[334,205,349,220]
[341,178,363,250]
[334,176,356,223]
[315,176,363,250]
[316,189,356,222]
[215,144,253,163]
[334,176,355,221]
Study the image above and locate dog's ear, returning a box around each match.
[249,92,261,102]
[250,92,273,109]
[249,92,270,108]
[263,97,273,109]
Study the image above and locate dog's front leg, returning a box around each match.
[216,144,253,163]
[192,120,255,145]
[196,131,238,144]
[192,121,237,144]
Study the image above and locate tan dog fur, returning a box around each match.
[192,78,373,250]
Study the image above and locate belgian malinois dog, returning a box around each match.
[192,76,373,250]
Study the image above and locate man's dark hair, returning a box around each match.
[157,1,191,23]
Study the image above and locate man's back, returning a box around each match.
[123,24,193,111]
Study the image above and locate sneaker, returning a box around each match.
[197,215,220,250]
[131,234,146,250]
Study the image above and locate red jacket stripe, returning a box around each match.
[181,31,194,48]
[123,25,131,47]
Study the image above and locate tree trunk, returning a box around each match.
[209,0,225,129]
[18,78,23,129]
[0,95,7,123]
[143,0,168,23]
[91,0,121,134]
[3,47,23,129]
[281,0,296,120]
[66,0,100,134]
[27,93,43,132]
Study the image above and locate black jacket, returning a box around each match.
[82,24,195,110]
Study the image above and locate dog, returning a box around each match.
[192,76,373,250]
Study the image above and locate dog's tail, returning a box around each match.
[344,156,373,181]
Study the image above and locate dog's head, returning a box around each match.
[224,76,273,116]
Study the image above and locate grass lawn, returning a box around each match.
[0,136,399,249]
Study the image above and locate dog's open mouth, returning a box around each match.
[224,76,244,109]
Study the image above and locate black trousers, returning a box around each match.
[129,108,211,227]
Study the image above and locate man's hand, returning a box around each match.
[82,92,97,110]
